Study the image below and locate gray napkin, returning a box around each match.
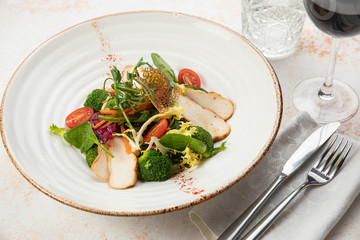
[189,112,360,240]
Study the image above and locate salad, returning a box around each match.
[49,53,234,189]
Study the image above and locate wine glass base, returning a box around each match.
[293,78,359,123]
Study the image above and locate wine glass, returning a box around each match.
[292,0,360,123]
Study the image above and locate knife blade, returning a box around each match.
[281,122,340,176]
[218,121,340,240]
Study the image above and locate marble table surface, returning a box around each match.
[1,0,360,239]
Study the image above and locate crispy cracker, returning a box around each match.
[137,68,180,113]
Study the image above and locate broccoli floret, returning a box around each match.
[138,149,172,181]
[83,89,110,111]
[192,126,214,158]
[85,145,98,167]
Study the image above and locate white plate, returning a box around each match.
[0,11,282,215]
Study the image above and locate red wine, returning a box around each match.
[304,0,360,37]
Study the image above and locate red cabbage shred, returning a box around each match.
[91,113,119,144]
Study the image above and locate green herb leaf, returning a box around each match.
[134,57,145,69]
[212,142,227,156]
[163,70,176,88]
[159,133,206,154]
[98,115,126,123]
[63,122,114,157]
[133,57,154,70]
[49,124,66,136]
[133,110,151,122]
[104,95,119,110]
[110,66,122,84]
[184,85,208,93]
[98,110,151,123]
[63,122,98,152]
[126,71,132,82]
[151,53,177,87]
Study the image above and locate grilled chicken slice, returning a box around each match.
[177,95,231,142]
[107,137,138,189]
[91,146,110,180]
[185,88,234,120]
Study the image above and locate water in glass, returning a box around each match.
[242,0,305,58]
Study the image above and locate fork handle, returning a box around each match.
[218,173,287,240]
[241,182,308,240]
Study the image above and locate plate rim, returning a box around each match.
[0,10,283,216]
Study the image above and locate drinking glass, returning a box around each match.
[292,0,360,123]
[242,0,306,59]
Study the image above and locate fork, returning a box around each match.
[241,135,353,240]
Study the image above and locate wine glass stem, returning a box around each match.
[318,37,342,100]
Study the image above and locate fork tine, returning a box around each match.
[313,135,338,169]
[328,143,353,178]
[324,141,348,175]
[318,136,343,171]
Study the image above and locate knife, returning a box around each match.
[218,122,341,240]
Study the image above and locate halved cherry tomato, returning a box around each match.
[178,68,201,87]
[65,107,94,129]
[143,118,168,142]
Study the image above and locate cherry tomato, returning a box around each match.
[65,107,94,129]
[178,68,201,87]
[143,118,168,142]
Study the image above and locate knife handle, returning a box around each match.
[217,173,287,240]
[241,183,307,240]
